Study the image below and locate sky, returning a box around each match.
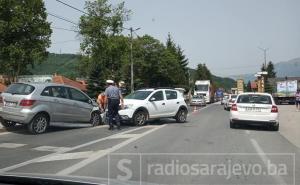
[44,0,300,77]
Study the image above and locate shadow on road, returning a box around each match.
[234,124,276,132]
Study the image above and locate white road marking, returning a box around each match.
[191,103,216,114]
[32,146,71,153]
[56,124,166,175]
[36,151,95,162]
[245,130,250,134]
[109,134,139,139]
[88,125,108,130]
[0,126,154,172]
[0,143,26,148]
[250,138,287,185]
[0,132,10,136]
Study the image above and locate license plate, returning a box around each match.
[246,107,261,112]
[5,101,17,107]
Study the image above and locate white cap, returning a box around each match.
[106,80,114,84]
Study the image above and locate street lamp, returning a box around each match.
[258,47,269,68]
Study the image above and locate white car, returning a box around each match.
[221,95,229,105]
[229,93,279,131]
[224,94,237,110]
[119,88,188,126]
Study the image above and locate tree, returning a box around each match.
[246,80,252,92]
[165,33,189,85]
[0,0,52,80]
[266,61,276,78]
[194,63,212,82]
[79,0,130,94]
[261,61,276,93]
[86,62,106,98]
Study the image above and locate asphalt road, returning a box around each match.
[0,104,299,185]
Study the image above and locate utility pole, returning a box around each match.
[129,27,140,93]
[130,27,133,93]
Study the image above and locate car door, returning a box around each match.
[68,87,93,122]
[165,90,180,116]
[51,86,75,122]
[147,91,167,118]
[40,86,74,122]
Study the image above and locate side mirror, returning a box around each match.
[149,97,156,102]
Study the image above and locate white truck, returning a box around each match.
[273,79,299,104]
[194,80,214,103]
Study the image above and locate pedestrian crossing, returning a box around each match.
[0,143,26,148]
[0,125,166,174]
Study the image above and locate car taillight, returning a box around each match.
[271,105,278,113]
[231,104,237,111]
[20,99,36,107]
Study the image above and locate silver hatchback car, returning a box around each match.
[0,83,102,134]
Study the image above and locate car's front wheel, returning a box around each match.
[28,113,49,134]
[0,119,16,128]
[133,111,147,126]
[91,112,102,127]
[176,108,187,123]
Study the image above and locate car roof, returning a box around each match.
[237,92,272,96]
[137,88,179,91]
[11,82,82,91]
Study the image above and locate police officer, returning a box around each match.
[104,80,124,130]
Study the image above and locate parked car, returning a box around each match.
[221,95,229,105]
[0,83,101,134]
[224,94,237,110]
[190,95,206,106]
[229,93,279,131]
[119,88,188,126]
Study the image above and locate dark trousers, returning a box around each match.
[108,98,120,127]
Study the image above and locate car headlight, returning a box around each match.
[124,104,134,109]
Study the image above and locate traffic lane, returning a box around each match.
[0,125,165,175]
[72,104,290,184]
[0,123,143,171]
[1,104,297,184]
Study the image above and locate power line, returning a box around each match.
[55,0,88,15]
[52,39,79,44]
[47,12,78,25]
[51,26,79,32]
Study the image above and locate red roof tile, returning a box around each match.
[53,75,87,92]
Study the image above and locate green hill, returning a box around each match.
[28,53,80,79]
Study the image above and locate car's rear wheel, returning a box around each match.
[0,119,16,128]
[271,124,279,131]
[176,108,187,123]
[91,112,102,126]
[133,111,147,126]
[28,113,49,134]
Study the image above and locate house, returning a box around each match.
[53,75,87,92]
[250,81,258,91]
[16,74,87,92]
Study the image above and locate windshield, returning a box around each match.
[125,90,153,100]
[230,95,237,99]
[237,94,272,104]
[192,95,203,99]
[5,83,35,95]
[195,85,209,91]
